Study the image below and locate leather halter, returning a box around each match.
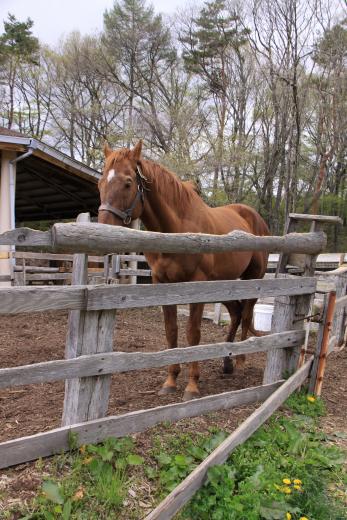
[98,165,148,225]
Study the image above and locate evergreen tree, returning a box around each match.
[0,13,40,128]
[180,0,249,95]
[103,0,172,146]
[180,0,250,200]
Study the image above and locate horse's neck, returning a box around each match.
[141,190,186,233]
[140,161,203,233]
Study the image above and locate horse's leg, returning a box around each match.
[223,300,242,374]
[235,298,258,370]
[183,302,205,402]
[158,304,180,396]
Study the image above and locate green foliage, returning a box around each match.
[0,13,39,64]
[103,0,174,77]
[144,393,346,520]
[148,430,229,494]
[181,398,345,519]
[313,18,347,68]
[285,391,326,418]
[14,437,143,519]
[180,0,249,94]
[4,393,346,520]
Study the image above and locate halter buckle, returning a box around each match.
[123,214,132,225]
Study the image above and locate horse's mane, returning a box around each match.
[140,158,203,209]
[109,148,203,210]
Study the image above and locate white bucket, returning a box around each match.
[254,304,274,332]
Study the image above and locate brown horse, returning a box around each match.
[98,141,270,401]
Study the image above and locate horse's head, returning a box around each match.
[98,140,146,226]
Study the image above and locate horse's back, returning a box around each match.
[211,203,270,237]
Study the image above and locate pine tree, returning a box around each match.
[180,0,250,200]
[0,13,40,128]
[180,0,249,95]
[103,0,172,145]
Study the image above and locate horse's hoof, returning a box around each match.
[158,386,177,396]
[182,391,200,402]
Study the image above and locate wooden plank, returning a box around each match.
[52,223,327,255]
[0,381,282,469]
[22,273,71,281]
[0,228,52,247]
[288,213,343,224]
[119,268,151,277]
[0,330,304,389]
[14,251,145,265]
[86,278,316,311]
[58,253,341,274]
[14,266,60,273]
[15,251,105,264]
[14,251,74,261]
[0,277,316,314]
[145,357,313,520]
[119,254,146,262]
[0,285,84,313]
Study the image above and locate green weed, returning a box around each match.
[180,393,346,520]
[12,437,144,520]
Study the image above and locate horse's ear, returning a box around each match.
[132,140,142,162]
[103,141,113,158]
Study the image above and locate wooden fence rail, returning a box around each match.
[0,330,305,389]
[0,224,326,255]
[0,277,316,314]
[0,381,283,469]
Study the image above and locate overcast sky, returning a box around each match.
[0,0,190,46]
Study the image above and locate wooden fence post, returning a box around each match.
[264,231,318,384]
[263,292,312,383]
[331,271,347,350]
[62,213,116,426]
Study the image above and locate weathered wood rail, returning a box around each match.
[0,277,316,314]
[0,223,326,254]
[6,250,150,286]
[0,381,283,469]
[0,215,333,518]
[0,330,305,389]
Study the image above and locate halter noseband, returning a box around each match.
[98,165,148,225]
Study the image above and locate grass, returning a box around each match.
[3,437,145,520]
[2,392,346,520]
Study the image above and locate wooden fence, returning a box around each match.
[2,251,341,287]
[0,251,150,285]
[0,214,337,518]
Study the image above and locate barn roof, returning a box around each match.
[0,128,101,222]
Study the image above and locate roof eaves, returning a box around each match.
[0,135,101,182]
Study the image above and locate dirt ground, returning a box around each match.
[0,307,346,514]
